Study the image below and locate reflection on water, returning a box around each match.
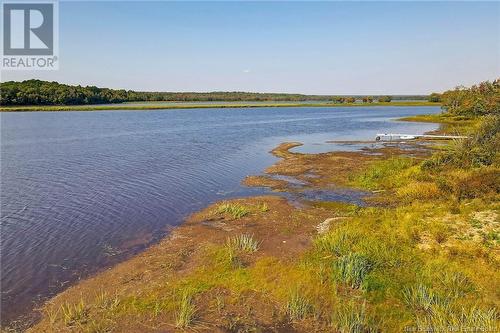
[0,106,439,324]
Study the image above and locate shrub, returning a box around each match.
[452,168,500,200]
[422,115,499,170]
[441,80,499,117]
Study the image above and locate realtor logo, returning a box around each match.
[1,0,58,70]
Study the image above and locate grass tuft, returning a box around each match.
[60,299,88,326]
[314,229,357,256]
[332,302,375,333]
[258,202,269,212]
[403,284,448,313]
[226,234,259,253]
[175,290,196,329]
[285,290,312,321]
[334,252,372,289]
[216,202,250,219]
[415,306,498,332]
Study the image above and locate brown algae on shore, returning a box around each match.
[27,119,499,332]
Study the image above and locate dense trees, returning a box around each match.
[0,80,336,106]
[0,80,429,106]
[428,93,442,102]
[332,96,356,103]
[440,80,499,117]
[0,80,129,105]
[377,96,392,102]
[423,80,499,170]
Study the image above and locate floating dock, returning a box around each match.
[375,133,468,141]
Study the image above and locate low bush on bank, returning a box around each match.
[423,115,499,170]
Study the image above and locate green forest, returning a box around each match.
[0,80,427,106]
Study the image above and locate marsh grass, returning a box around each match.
[44,306,59,326]
[226,234,259,253]
[86,319,113,333]
[415,306,498,332]
[285,290,312,321]
[352,157,414,190]
[396,181,442,202]
[403,284,448,313]
[439,271,475,299]
[61,299,88,326]
[333,302,375,333]
[258,202,269,212]
[216,202,250,219]
[0,101,440,112]
[334,252,372,289]
[314,229,357,256]
[175,290,196,329]
[93,290,119,312]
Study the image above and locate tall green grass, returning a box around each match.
[285,290,312,321]
[415,306,498,332]
[352,157,414,190]
[334,252,372,289]
[175,290,196,328]
[226,234,259,253]
[314,229,358,256]
[332,302,375,333]
[403,284,448,313]
[216,202,250,219]
[60,299,88,326]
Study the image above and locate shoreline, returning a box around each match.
[26,141,394,332]
[9,113,499,332]
[0,101,440,112]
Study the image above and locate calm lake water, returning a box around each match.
[0,106,439,325]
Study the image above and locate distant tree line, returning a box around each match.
[331,96,392,103]
[440,79,499,117]
[0,80,427,106]
[332,96,356,104]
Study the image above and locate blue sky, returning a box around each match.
[2,1,499,94]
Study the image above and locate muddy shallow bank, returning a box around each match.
[25,138,446,332]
